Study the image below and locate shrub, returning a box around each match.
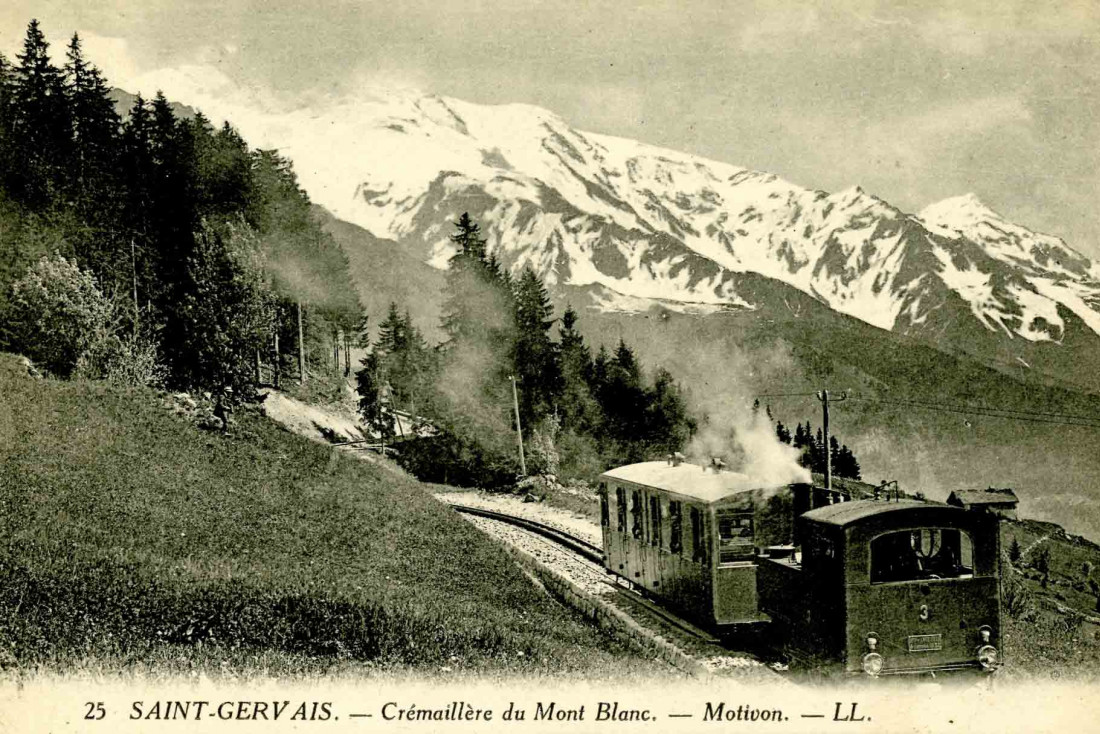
[1001,554,1034,620]
[8,254,115,377]
[76,332,168,388]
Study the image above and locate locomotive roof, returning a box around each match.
[600,461,789,503]
[802,499,966,528]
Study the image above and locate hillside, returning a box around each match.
[0,355,666,679]
[999,518,1100,680]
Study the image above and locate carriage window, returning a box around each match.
[650,496,662,547]
[669,501,683,554]
[599,483,609,527]
[616,487,627,532]
[870,528,974,584]
[690,507,707,565]
[631,491,643,539]
[717,511,755,563]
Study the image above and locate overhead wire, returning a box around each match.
[755,391,1100,429]
[843,396,1100,429]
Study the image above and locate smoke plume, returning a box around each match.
[680,342,810,487]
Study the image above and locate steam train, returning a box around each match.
[597,459,1002,677]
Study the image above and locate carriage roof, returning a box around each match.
[801,499,967,529]
[600,461,791,504]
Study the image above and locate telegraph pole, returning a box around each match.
[273,331,281,389]
[297,301,306,384]
[510,375,527,476]
[815,389,848,493]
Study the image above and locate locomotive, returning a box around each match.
[598,459,1002,677]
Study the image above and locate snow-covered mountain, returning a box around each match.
[174,84,1100,374]
[291,91,1097,346]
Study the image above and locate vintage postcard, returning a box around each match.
[0,1,1098,731]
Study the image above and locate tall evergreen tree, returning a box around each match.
[10,20,72,208]
[64,34,120,199]
[512,266,561,427]
[645,367,694,453]
[558,305,599,434]
[62,33,124,281]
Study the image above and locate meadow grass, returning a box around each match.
[0,360,667,680]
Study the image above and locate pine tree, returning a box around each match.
[10,20,73,208]
[433,213,518,469]
[450,211,487,260]
[1009,537,1022,564]
[440,212,513,349]
[833,443,859,479]
[645,367,694,454]
[64,34,120,199]
[513,266,561,427]
[776,421,792,445]
[597,340,650,459]
[558,305,599,434]
[793,421,807,449]
[356,350,394,442]
[62,33,123,279]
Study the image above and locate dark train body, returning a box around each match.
[598,460,1002,677]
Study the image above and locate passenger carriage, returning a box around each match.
[598,459,795,626]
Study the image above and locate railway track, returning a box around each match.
[447,503,727,648]
[447,503,605,563]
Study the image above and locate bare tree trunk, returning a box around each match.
[131,238,140,334]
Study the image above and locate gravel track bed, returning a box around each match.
[459,512,780,682]
[464,515,613,597]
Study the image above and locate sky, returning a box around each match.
[2,0,1098,255]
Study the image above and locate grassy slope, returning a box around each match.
[998,521,1100,681]
[0,359,666,680]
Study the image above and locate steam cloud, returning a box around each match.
[678,341,810,487]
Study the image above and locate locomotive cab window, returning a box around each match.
[717,511,755,564]
[870,528,974,584]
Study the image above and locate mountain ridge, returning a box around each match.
[325,92,1097,333]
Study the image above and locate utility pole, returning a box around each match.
[273,331,281,389]
[510,375,527,476]
[815,389,848,493]
[297,301,306,385]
